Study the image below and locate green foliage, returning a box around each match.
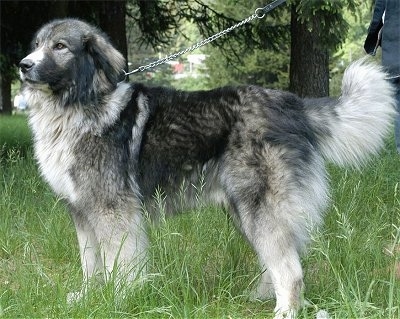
[127,1,181,48]
[0,55,19,81]
[291,0,364,51]
[194,0,290,89]
[330,2,372,96]
[127,17,210,91]
[205,46,289,89]
[126,0,290,90]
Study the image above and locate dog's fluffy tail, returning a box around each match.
[305,59,397,168]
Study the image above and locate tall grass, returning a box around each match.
[0,114,32,158]
[0,115,399,318]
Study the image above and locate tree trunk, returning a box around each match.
[98,0,128,60]
[289,5,329,98]
[0,74,12,115]
[67,1,128,61]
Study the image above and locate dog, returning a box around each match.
[19,18,396,319]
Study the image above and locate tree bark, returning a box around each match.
[98,0,128,60]
[289,5,329,98]
[68,0,128,59]
[0,74,12,115]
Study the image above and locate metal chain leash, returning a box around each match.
[386,74,400,80]
[124,0,286,76]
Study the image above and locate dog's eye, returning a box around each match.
[35,41,39,48]
[54,43,66,50]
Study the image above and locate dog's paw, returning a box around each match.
[67,290,85,304]
[315,309,330,319]
[273,308,297,319]
[248,282,275,301]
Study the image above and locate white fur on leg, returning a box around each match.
[67,289,86,304]
[67,215,102,304]
[96,211,149,286]
[74,219,102,283]
[254,241,304,319]
[274,308,297,319]
[68,202,148,304]
[249,269,275,301]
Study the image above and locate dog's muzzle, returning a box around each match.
[19,59,35,74]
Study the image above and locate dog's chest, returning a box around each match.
[30,112,79,203]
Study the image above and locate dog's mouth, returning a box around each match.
[21,75,51,91]
[24,78,43,84]
[20,72,46,85]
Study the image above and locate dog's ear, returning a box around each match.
[84,32,126,89]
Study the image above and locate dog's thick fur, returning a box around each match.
[19,18,396,318]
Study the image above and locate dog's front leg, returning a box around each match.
[68,200,148,303]
[94,208,149,286]
[68,211,103,303]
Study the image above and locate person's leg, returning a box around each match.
[389,77,400,153]
[394,87,400,153]
[395,117,400,153]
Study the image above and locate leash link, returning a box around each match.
[124,0,286,76]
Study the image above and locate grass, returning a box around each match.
[0,114,32,158]
[0,114,399,318]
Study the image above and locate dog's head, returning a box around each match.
[19,18,126,106]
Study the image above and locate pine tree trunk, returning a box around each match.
[289,5,329,98]
[0,74,12,115]
[98,0,128,60]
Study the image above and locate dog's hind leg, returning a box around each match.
[239,205,305,319]
[223,185,304,318]
[250,227,304,319]
[249,268,275,301]
[221,147,328,319]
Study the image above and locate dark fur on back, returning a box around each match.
[19,18,396,319]
[137,85,317,203]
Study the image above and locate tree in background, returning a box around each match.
[289,0,362,97]
[330,2,372,96]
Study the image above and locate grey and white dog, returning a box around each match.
[19,18,396,319]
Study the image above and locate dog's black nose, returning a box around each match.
[19,59,34,73]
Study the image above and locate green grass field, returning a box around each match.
[0,114,399,318]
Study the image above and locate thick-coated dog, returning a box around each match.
[19,18,396,318]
